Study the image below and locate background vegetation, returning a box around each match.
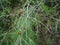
[0,0,60,45]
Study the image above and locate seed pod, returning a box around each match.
[23,26,27,30]
[19,9,24,15]
[18,31,21,35]
[25,4,30,7]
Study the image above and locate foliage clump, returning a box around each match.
[0,0,60,45]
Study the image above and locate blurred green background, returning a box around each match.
[0,0,60,45]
